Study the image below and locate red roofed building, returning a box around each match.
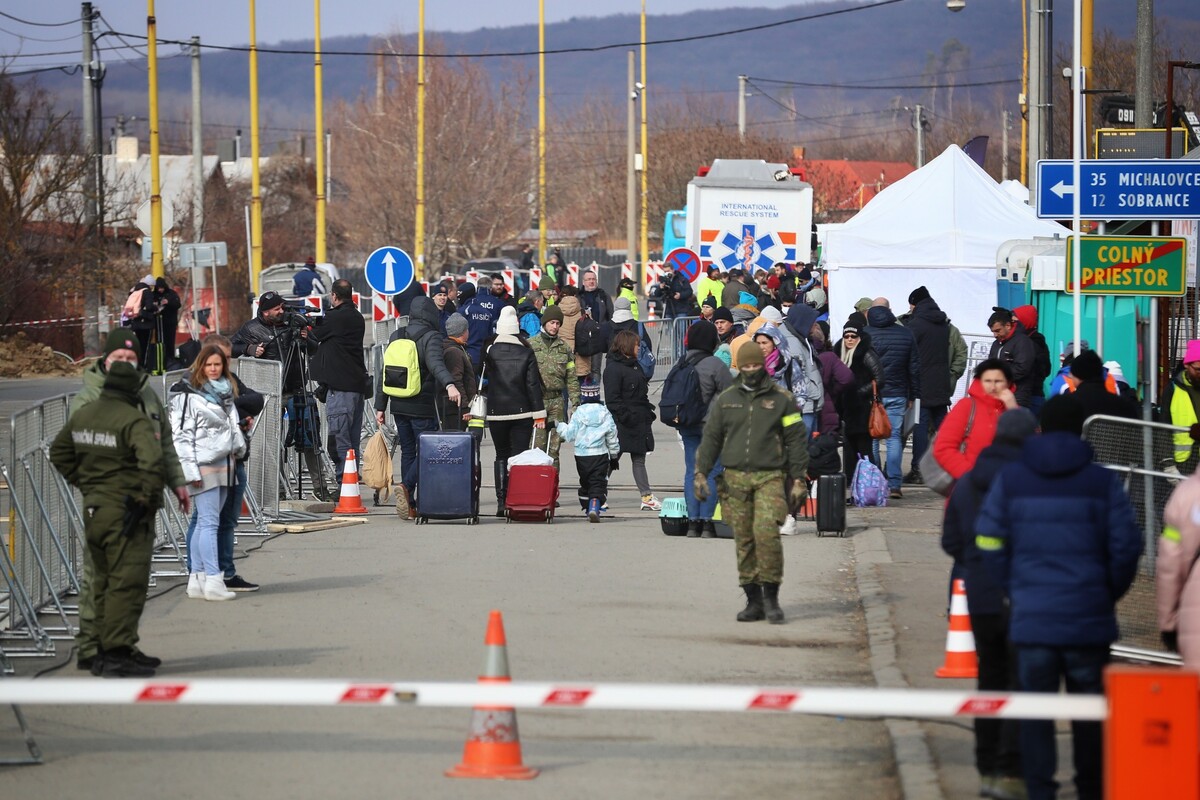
[793,151,916,223]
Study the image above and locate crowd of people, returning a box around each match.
[68,258,1200,800]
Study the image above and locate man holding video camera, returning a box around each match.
[232,291,330,499]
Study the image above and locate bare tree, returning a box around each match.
[332,41,534,274]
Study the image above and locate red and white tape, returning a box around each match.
[0,680,1106,720]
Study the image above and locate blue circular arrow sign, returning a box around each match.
[364,246,415,296]
[664,247,702,282]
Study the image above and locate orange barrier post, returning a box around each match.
[332,449,368,515]
[1106,665,1199,799]
[934,578,978,679]
[445,610,539,780]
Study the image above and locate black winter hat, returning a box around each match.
[908,285,931,305]
[1040,394,1087,436]
[687,319,719,355]
[1069,349,1104,382]
[712,306,734,323]
[994,408,1039,446]
[103,328,142,359]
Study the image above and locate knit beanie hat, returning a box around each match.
[458,282,477,302]
[496,305,520,336]
[1040,394,1086,435]
[687,319,719,355]
[104,328,142,359]
[612,296,634,323]
[737,340,765,367]
[1070,350,1104,382]
[542,305,564,325]
[580,380,602,403]
[1185,340,1200,365]
[908,286,931,305]
[538,274,556,292]
[713,306,734,323]
[445,313,468,338]
[994,408,1039,446]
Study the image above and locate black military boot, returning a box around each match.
[494,461,507,517]
[737,584,765,622]
[701,520,717,539]
[761,583,785,624]
[686,520,701,538]
[94,646,156,678]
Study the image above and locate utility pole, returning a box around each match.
[738,74,747,140]
[913,105,927,168]
[1001,109,1010,182]
[248,0,263,294]
[147,0,164,280]
[627,52,637,274]
[314,0,326,263]
[1134,0,1154,128]
[639,1,648,273]
[191,37,203,243]
[81,2,101,353]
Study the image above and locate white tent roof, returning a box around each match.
[821,144,1069,269]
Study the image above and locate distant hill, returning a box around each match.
[25,0,1199,152]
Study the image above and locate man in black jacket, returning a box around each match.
[904,286,953,484]
[374,296,461,519]
[231,291,316,395]
[987,308,1038,409]
[311,279,370,478]
[865,299,921,498]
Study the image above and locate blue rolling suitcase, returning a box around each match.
[414,432,480,524]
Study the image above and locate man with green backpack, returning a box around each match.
[374,296,461,519]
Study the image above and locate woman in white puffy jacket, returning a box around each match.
[170,344,247,601]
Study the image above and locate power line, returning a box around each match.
[102,0,906,60]
[0,24,79,43]
[747,74,1019,91]
[5,63,82,78]
[0,11,77,28]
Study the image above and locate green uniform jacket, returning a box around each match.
[696,376,808,481]
[530,331,581,406]
[72,360,187,491]
[51,370,166,509]
[948,323,968,387]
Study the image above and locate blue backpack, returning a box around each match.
[635,323,655,379]
[850,456,888,507]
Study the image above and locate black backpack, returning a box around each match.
[659,353,707,428]
[575,317,605,357]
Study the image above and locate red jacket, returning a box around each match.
[933,379,1009,479]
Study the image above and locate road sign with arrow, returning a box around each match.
[1036,159,1200,220]
[364,246,415,296]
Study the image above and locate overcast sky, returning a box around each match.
[2,1,819,70]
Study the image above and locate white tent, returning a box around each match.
[820,145,1070,336]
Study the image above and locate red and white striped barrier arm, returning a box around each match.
[0,681,1107,720]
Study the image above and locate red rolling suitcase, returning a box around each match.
[505,464,559,523]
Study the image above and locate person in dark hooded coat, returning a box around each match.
[903,286,952,484]
[782,301,826,432]
[834,315,885,479]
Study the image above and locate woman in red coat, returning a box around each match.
[933,359,1019,480]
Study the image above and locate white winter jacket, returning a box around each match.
[169,382,247,485]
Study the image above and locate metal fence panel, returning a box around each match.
[234,359,283,520]
[1082,415,1184,658]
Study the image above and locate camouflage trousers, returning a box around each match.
[717,468,787,585]
[533,395,566,470]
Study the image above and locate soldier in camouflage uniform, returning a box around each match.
[529,305,580,469]
[69,329,188,673]
[50,361,167,677]
[695,341,808,624]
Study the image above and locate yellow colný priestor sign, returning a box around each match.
[1066,235,1188,296]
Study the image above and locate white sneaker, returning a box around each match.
[186,572,204,599]
[779,516,800,536]
[640,494,663,511]
[202,574,236,601]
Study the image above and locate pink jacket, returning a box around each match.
[1157,473,1200,670]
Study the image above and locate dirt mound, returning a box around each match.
[0,332,89,378]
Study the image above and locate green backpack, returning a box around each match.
[382,333,426,398]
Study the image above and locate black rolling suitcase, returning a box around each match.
[815,473,846,538]
[414,431,481,524]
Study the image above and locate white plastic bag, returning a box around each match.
[507,447,553,470]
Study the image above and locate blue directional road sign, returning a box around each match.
[1036,159,1200,220]
[363,246,415,296]
[664,247,702,282]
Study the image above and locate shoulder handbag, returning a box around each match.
[468,361,488,420]
[868,381,893,439]
[920,399,976,497]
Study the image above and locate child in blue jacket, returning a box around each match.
[554,380,620,522]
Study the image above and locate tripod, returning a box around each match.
[275,318,333,502]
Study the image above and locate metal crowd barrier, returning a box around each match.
[234,359,284,519]
[1082,414,1186,665]
[647,315,698,376]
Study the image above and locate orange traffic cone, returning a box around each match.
[647,301,657,321]
[935,578,978,678]
[445,610,539,780]
[332,449,368,514]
